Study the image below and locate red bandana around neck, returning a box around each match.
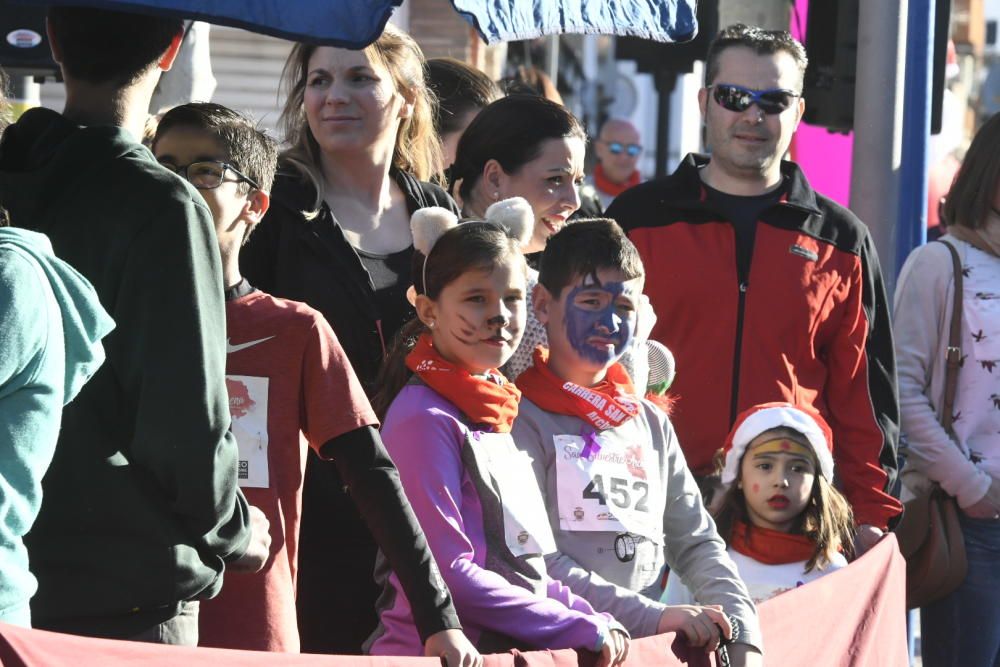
[516,348,640,431]
[405,334,520,433]
[730,520,816,565]
[594,163,641,198]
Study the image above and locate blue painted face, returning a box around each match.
[563,279,636,366]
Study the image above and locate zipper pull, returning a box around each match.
[739,282,748,293]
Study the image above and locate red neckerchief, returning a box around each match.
[594,163,641,197]
[516,348,640,431]
[730,520,815,565]
[405,334,520,433]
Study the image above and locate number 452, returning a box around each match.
[582,474,649,512]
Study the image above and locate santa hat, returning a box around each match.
[719,402,834,486]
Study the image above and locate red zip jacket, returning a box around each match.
[606,154,902,529]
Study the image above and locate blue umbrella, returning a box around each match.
[12,0,697,48]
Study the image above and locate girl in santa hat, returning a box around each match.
[664,402,855,605]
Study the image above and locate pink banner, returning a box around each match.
[0,537,906,667]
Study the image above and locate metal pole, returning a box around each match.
[654,70,677,179]
[546,35,560,87]
[849,0,908,296]
[8,75,41,121]
[896,0,935,275]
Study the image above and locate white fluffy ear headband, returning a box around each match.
[410,197,535,294]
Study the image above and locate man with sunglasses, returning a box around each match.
[606,24,902,557]
[0,7,271,643]
[585,118,644,211]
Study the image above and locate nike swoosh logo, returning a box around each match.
[226,336,275,354]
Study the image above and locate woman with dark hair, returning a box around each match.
[451,95,584,247]
[894,112,1000,667]
[450,95,652,386]
[426,58,501,170]
[239,26,474,660]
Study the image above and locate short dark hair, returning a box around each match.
[452,94,586,202]
[538,219,644,299]
[48,7,183,87]
[705,24,808,90]
[941,112,1000,230]
[427,58,502,137]
[153,102,278,193]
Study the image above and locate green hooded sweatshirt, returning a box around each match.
[0,108,251,631]
[0,227,114,626]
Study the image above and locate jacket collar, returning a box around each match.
[670,153,823,218]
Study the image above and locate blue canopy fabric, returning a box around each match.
[14,0,697,47]
[452,0,696,44]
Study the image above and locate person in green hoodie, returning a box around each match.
[0,224,114,627]
[0,9,269,644]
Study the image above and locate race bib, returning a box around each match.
[226,375,270,488]
[476,432,557,557]
[554,428,662,542]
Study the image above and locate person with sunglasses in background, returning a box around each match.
[607,24,902,559]
[584,118,644,212]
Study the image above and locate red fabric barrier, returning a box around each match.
[0,536,906,667]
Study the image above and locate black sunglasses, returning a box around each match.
[603,141,642,157]
[709,84,800,115]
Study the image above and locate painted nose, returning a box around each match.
[488,300,513,328]
[595,308,621,335]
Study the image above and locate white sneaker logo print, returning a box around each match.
[227,336,276,354]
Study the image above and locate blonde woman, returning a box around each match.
[240,26,468,659]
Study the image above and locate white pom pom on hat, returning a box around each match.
[719,401,835,486]
[484,196,534,248]
[410,206,459,256]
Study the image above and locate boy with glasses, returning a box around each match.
[151,103,476,664]
[606,24,903,555]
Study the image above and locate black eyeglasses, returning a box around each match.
[709,84,800,115]
[603,141,642,157]
[162,160,260,191]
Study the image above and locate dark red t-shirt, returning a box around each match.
[199,290,377,652]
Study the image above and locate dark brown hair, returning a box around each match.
[941,112,1000,230]
[426,58,501,137]
[712,427,856,572]
[154,102,278,193]
[705,24,808,91]
[451,95,586,203]
[538,218,644,299]
[371,221,526,418]
[48,7,183,87]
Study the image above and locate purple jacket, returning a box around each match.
[366,383,613,655]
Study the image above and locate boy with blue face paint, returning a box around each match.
[511,220,763,664]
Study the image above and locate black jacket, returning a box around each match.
[241,166,459,393]
[0,108,251,628]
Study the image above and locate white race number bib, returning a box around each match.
[554,427,662,542]
[226,375,270,488]
[476,432,557,557]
